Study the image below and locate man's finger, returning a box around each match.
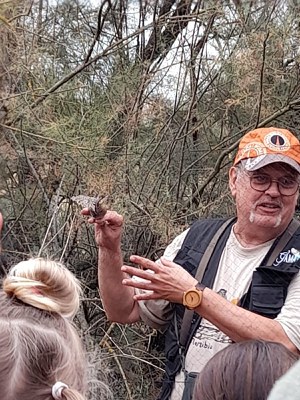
[129,255,160,272]
[121,265,155,280]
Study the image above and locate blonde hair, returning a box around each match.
[0,257,87,400]
[5,258,81,318]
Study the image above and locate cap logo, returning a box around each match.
[264,131,290,152]
[244,154,266,170]
[239,141,266,159]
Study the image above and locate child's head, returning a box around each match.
[193,339,299,400]
[0,257,87,400]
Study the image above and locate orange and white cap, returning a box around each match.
[234,127,300,173]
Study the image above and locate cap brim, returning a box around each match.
[243,154,300,173]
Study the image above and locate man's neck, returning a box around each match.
[233,223,286,248]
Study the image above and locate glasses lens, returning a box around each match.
[250,175,270,191]
[249,174,298,196]
[278,177,298,195]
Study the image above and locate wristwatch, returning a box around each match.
[182,282,206,310]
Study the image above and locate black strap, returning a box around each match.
[179,217,235,347]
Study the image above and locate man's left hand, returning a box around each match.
[121,256,197,303]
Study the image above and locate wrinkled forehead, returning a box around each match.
[257,163,300,177]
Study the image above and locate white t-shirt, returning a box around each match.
[138,226,300,400]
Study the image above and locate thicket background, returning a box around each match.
[1,0,300,398]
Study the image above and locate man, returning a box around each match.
[83,127,300,400]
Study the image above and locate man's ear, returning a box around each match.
[229,167,238,198]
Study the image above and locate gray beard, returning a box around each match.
[249,209,282,228]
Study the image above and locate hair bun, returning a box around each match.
[3,258,82,318]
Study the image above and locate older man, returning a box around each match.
[85,127,300,400]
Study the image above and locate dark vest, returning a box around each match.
[158,218,300,400]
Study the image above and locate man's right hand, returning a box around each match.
[81,208,124,251]
[81,207,140,324]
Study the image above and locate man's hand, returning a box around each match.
[121,256,197,304]
[81,208,140,324]
[81,208,124,251]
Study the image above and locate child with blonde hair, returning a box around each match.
[0,257,88,400]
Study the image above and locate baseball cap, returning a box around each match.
[234,127,300,173]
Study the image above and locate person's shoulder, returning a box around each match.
[190,217,232,230]
[181,217,234,245]
[291,218,300,237]
[267,359,300,399]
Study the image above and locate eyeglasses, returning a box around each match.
[243,171,299,196]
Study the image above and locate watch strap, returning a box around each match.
[196,282,206,292]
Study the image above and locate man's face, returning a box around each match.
[229,162,299,231]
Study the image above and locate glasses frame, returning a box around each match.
[242,170,300,197]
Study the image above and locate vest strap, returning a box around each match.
[266,218,300,266]
[179,217,235,348]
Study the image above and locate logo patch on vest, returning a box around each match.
[273,248,300,267]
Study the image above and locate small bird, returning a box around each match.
[71,195,110,219]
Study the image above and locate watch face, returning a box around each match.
[183,289,202,309]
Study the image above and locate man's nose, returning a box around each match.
[264,180,281,196]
